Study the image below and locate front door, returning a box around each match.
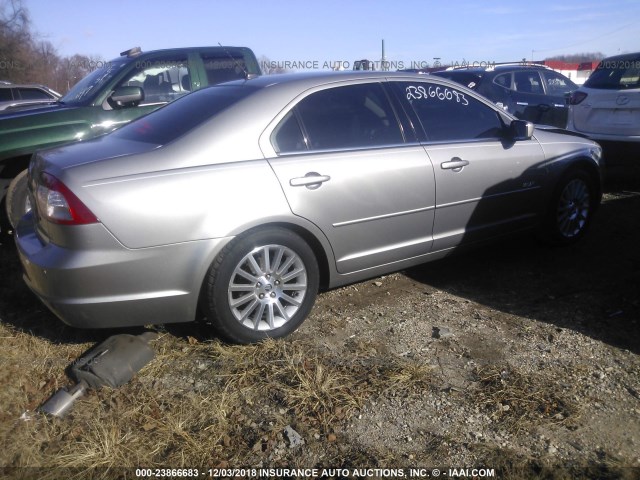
[392,80,547,252]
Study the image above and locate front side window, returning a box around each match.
[116,56,191,105]
[395,81,504,142]
[543,71,577,95]
[293,83,403,151]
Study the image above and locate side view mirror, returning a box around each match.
[510,119,534,140]
[109,86,144,108]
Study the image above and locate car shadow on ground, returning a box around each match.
[404,168,640,355]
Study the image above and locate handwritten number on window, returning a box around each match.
[406,85,469,106]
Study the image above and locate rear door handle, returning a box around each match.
[441,158,469,172]
[290,172,331,189]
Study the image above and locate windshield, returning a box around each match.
[60,58,129,105]
[585,56,640,90]
[113,83,259,145]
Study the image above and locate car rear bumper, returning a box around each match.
[15,214,231,328]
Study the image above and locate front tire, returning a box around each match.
[203,227,319,344]
[542,169,597,245]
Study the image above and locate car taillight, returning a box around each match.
[569,91,588,105]
[35,173,98,225]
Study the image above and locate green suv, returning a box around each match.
[0,45,261,231]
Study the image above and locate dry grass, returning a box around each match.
[0,322,438,478]
[472,365,579,432]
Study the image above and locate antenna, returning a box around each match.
[217,43,255,80]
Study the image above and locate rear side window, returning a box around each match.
[293,83,403,151]
[394,81,504,142]
[493,73,511,89]
[272,111,307,153]
[513,71,544,94]
[585,57,640,89]
[113,84,257,144]
[201,53,252,85]
[0,88,13,101]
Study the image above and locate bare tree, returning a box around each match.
[258,55,287,75]
[0,0,32,82]
[545,53,605,63]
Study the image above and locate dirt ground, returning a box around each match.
[0,154,639,479]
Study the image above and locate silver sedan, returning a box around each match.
[16,71,603,343]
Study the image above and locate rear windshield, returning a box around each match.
[585,56,640,89]
[112,83,258,145]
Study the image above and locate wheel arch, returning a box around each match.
[559,157,603,206]
[195,220,334,317]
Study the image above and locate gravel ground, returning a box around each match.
[1,161,639,479]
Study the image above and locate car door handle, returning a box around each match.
[290,173,331,188]
[539,103,550,111]
[441,158,469,171]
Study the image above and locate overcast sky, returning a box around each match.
[27,0,639,69]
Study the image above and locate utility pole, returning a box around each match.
[381,39,387,71]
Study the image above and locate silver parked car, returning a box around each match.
[16,71,603,343]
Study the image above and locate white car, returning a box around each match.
[567,52,640,143]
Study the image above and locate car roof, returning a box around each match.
[223,70,459,91]
[598,51,640,62]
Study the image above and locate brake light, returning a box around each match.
[569,91,588,105]
[35,173,98,225]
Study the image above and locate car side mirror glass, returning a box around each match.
[510,119,534,140]
[109,86,144,108]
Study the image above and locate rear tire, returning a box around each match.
[6,169,31,229]
[542,168,597,245]
[203,227,319,344]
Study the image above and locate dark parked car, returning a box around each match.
[431,64,577,128]
[0,83,61,111]
[16,71,602,344]
[0,45,261,232]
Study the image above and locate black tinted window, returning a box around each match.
[542,71,577,95]
[117,56,191,106]
[201,53,251,85]
[396,82,504,142]
[272,111,306,153]
[17,88,51,100]
[433,71,484,90]
[493,73,511,89]
[296,83,403,150]
[0,88,13,101]
[113,84,257,144]
[513,71,544,94]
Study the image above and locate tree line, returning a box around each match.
[0,0,103,93]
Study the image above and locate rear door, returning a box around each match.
[266,81,436,274]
